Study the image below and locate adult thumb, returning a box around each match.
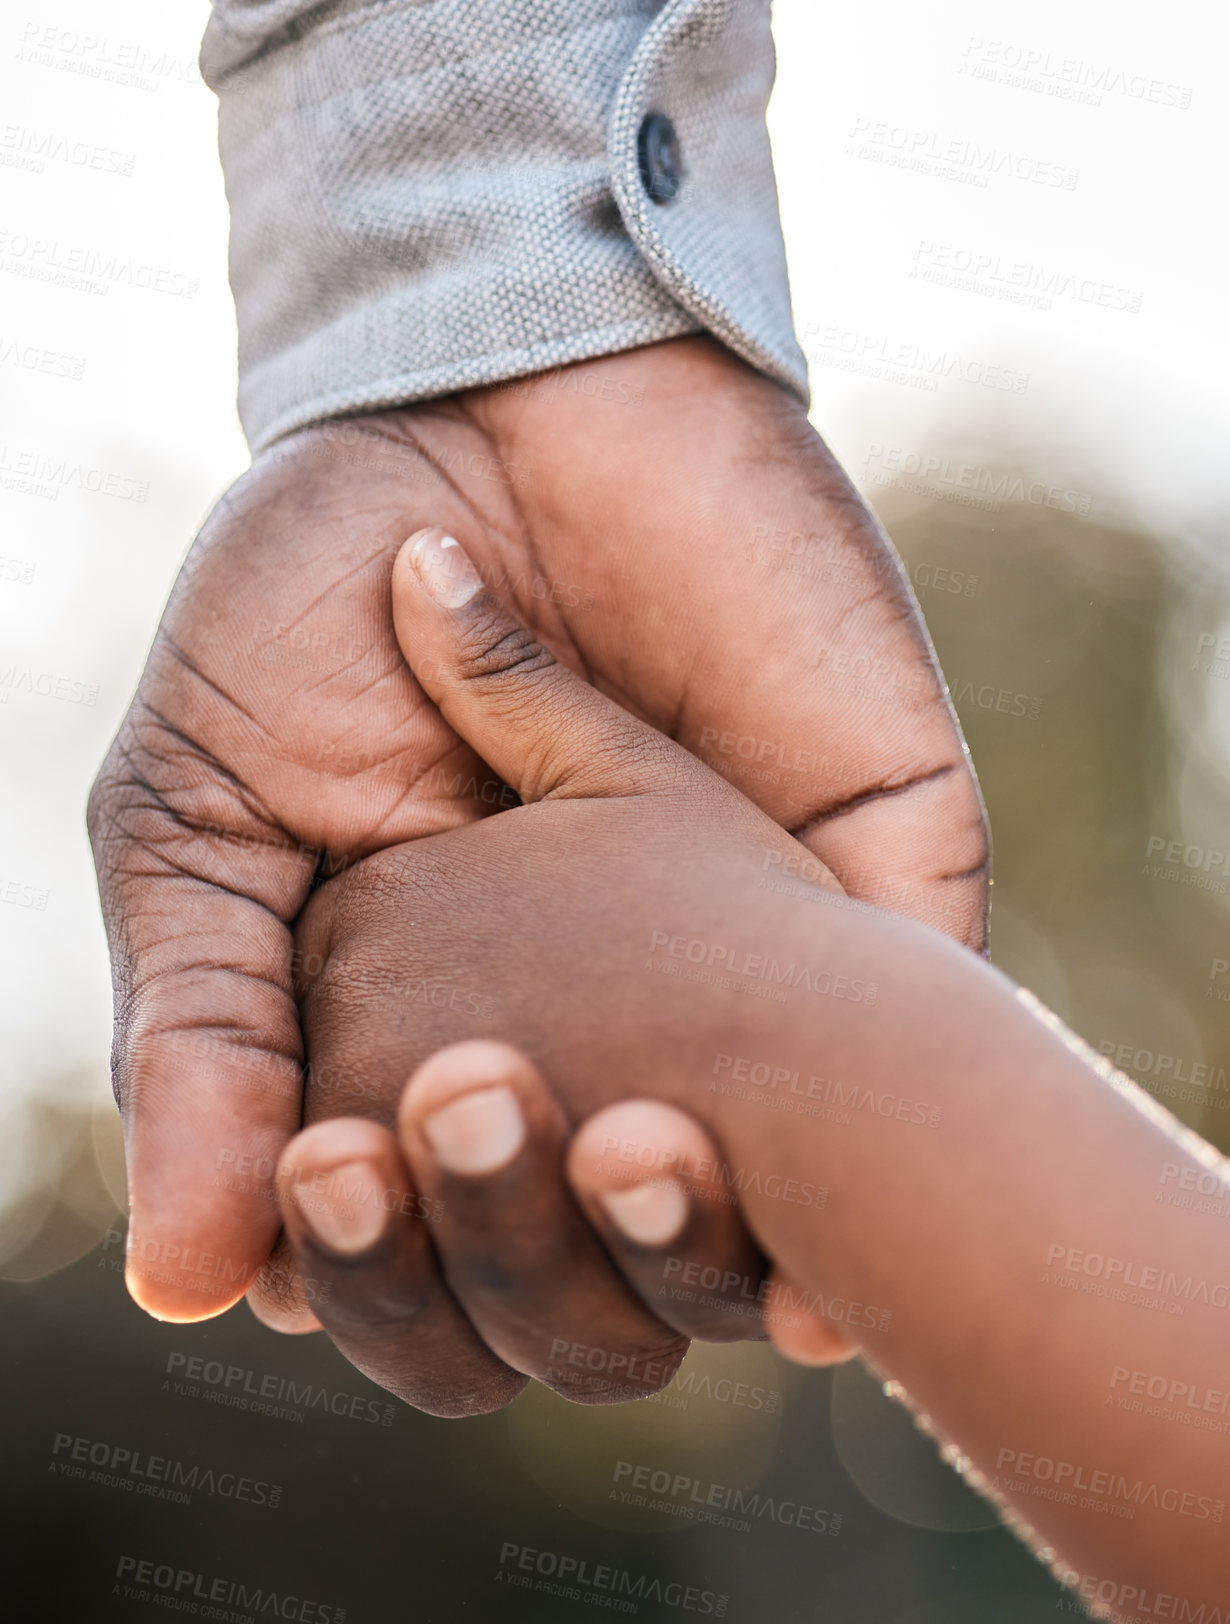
[391,527,686,804]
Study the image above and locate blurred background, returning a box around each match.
[1,0,1225,1618]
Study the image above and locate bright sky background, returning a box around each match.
[0,0,1226,1236]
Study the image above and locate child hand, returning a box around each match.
[275,528,875,1405]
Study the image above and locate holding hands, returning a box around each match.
[87,344,1229,1603]
[283,528,1230,1610]
[272,523,872,1411]
[88,336,986,1360]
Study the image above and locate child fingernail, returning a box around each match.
[422,1087,526,1175]
[600,1180,689,1246]
[407,528,482,608]
[290,1162,389,1255]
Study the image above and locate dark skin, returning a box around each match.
[87,335,988,1401]
[271,1040,856,1417]
[278,527,888,1412]
[274,537,1230,1621]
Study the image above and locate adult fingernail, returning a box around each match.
[407,527,482,608]
[290,1162,389,1255]
[600,1179,689,1246]
[422,1087,525,1175]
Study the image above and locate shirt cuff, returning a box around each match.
[202,0,809,452]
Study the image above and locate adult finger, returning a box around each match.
[390,528,707,808]
[88,724,314,1321]
[676,448,993,949]
[473,340,991,946]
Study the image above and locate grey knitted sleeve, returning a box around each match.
[201,0,809,453]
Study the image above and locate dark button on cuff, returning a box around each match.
[638,112,683,204]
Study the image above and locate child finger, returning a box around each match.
[398,1042,692,1403]
[275,1115,526,1417]
[566,1100,773,1342]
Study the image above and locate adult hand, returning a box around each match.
[87,335,988,1327]
[292,542,1230,1623]
[279,526,879,1410]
